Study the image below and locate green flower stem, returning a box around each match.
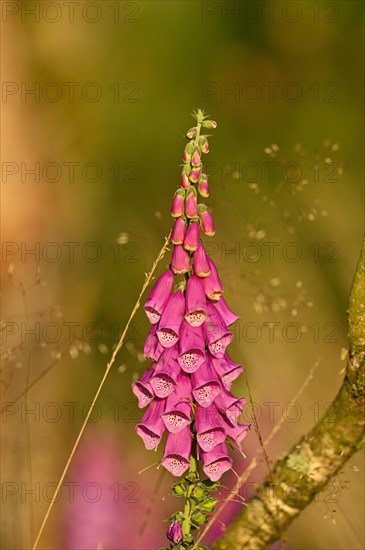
[182,455,197,537]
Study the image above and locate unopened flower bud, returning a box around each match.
[183,142,194,163]
[171,189,185,218]
[167,520,183,544]
[171,217,186,245]
[198,174,209,198]
[172,245,190,274]
[183,221,200,251]
[199,204,215,236]
[191,147,201,167]
[186,187,198,219]
[189,165,202,184]
[199,136,209,154]
[181,165,191,189]
[186,127,197,139]
[202,120,217,129]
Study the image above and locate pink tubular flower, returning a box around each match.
[171,217,186,245]
[189,166,202,184]
[131,366,154,408]
[183,221,200,251]
[150,347,181,398]
[191,359,221,407]
[156,290,185,347]
[181,166,191,189]
[195,404,226,452]
[191,148,201,167]
[185,187,198,219]
[185,274,207,327]
[136,398,166,450]
[199,206,215,236]
[144,269,174,324]
[205,302,233,358]
[178,322,205,373]
[167,521,183,544]
[213,296,239,326]
[193,243,211,278]
[171,189,185,218]
[172,244,190,274]
[203,257,223,300]
[198,174,209,197]
[162,426,192,476]
[200,443,233,481]
[215,389,245,427]
[161,373,192,433]
[144,325,164,361]
[221,418,250,448]
[211,354,243,391]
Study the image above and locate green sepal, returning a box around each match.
[172,483,186,496]
[199,497,218,511]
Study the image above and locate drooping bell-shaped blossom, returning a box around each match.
[193,243,211,278]
[215,389,245,427]
[210,354,243,391]
[213,296,239,326]
[171,189,185,218]
[199,205,215,236]
[183,221,200,251]
[203,257,223,300]
[172,244,190,274]
[189,165,202,184]
[162,426,192,477]
[191,147,201,167]
[200,442,233,481]
[199,136,209,154]
[205,302,233,358]
[181,166,191,189]
[132,366,154,408]
[198,173,209,197]
[183,142,194,163]
[195,404,226,452]
[185,274,207,327]
[161,373,192,433]
[185,187,198,219]
[136,398,166,450]
[191,359,221,407]
[156,289,185,347]
[144,269,174,324]
[178,322,205,373]
[171,217,186,245]
[221,417,250,448]
[144,324,164,361]
[167,521,184,545]
[150,346,180,398]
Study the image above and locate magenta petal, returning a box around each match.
[144,325,164,361]
[213,297,239,327]
[178,322,205,373]
[171,245,190,275]
[171,190,185,218]
[200,443,233,481]
[183,221,200,252]
[201,209,215,236]
[157,290,185,347]
[161,373,192,433]
[136,399,166,450]
[211,354,244,390]
[196,404,226,452]
[191,359,221,407]
[215,389,245,427]
[223,419,250,448]
[150,347,180,398]
[185,274,207,327]
[162,426,192,476]
[144,269,174,324]
[132,366,154,408]
[193,243,211,278]
[171,218,186,245]
[205,302,233,358]
[203,258,223,301]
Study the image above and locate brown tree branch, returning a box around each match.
[213,238,365,550]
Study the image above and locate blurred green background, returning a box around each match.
[1,1,364,549]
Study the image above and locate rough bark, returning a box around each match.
[213,239,365,550]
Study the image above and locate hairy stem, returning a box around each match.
[213,238,365,550]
